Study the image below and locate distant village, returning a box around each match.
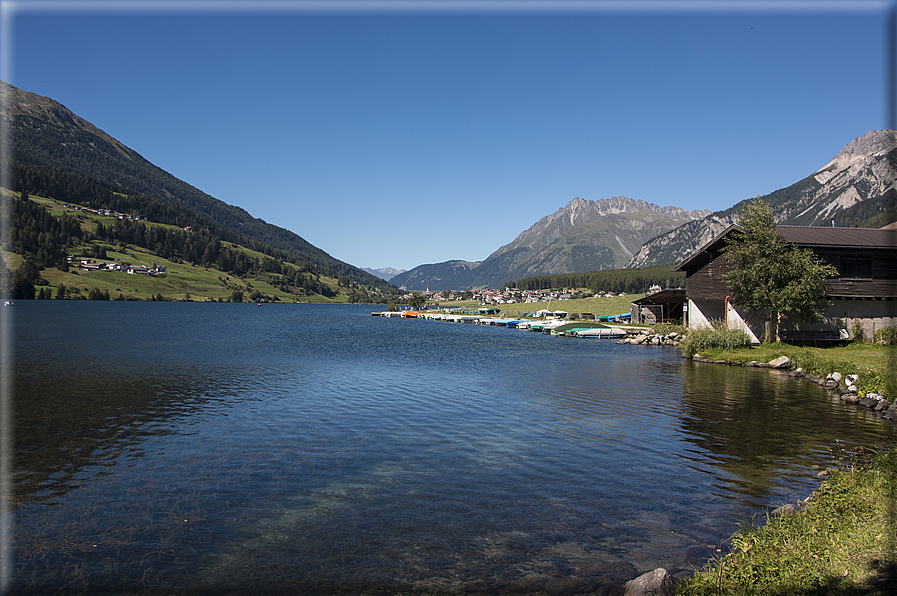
[73,258,167,276]
[400,286,651,305]
[67,204,148,222]
[66,204,182,276]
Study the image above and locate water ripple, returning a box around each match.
[12,303,896,594]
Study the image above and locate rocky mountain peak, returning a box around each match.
[517,195,710,243]
[628,129,897,269]
[816,129,897,175]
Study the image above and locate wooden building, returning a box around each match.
[674,225,897,343]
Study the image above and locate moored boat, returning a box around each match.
[572,327,627,338]
[547,322,611,336]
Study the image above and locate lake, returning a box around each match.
[10,302,896,594]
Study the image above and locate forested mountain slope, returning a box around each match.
[2,80,392,290]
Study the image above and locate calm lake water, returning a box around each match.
[10,302,896,594]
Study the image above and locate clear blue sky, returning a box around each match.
[4,1,893,272]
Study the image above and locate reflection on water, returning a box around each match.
[679,361,889,507]
[12,302,896,594]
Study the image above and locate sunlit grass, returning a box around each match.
[676,445,897,596]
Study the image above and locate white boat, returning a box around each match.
[573,327,627,338]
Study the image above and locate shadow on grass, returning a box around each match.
[762,560,897,596]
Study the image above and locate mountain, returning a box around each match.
[389,260,482,291]
[390,196,710,290]
[361,267,406,281]
[628,130,897,268]
[1,80,393,290]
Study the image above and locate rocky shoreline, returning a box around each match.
[689,353,897,422]
[613,335,895,596]
[617,328,683,347]
[615,328,896,422]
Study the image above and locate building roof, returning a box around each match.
[673,224,738,272]
[776,225,897,248]
[630,288,686,305]
[674,224,897,272]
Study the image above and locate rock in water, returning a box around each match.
[623,568,674,596]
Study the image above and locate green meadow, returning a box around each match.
[435,293,644,318]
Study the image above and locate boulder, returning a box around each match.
[622,568,674,596]
[828,372,843,384]
[859,397,879,409]
[769,356,791,368]
[884,403,897,420]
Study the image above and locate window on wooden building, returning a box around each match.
[839,256,872,279]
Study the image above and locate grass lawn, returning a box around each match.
[695,343,893,375]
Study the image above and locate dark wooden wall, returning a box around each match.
[684,246,897,301]
[815,247,897,299]
[683,250,731,301]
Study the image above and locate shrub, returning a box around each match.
[857,369,897,402]
[679,322,753,357]
[873,326,897,346]
[852,320,865,342]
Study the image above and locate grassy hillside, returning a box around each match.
[32,249,344,303]
[5,81,390,290]
[3,189,389,303]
